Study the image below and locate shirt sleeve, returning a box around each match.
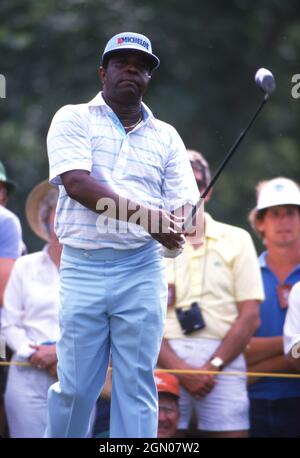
[47,104,93,185]
[0,212,22,259]
[232,230,265,302]
[284,282,300,354]
[2,260,35,359]
[161,125,200,211]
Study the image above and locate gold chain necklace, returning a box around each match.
[124,115,142,130]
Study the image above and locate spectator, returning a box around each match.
[284,281,300,371]
[0,161,22,306]
[0,160,17,207]
[246,177,300,437]
[2,180,61,437]
[155,371,180,438]
[0,161,22,438]
[158,150,264,438]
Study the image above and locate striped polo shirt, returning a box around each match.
[47,92,199,249]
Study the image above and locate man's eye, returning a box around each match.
[139,65,149,74]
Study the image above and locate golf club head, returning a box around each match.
[255,68,276,95]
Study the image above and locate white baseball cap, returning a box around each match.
[101,32,160,71]
[256,177,300,210]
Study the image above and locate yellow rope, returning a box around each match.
[1,360,300,378]
[0,361,31,367]
[155,368,300,379]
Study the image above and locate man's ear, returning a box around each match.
[98,66,106,84]
[255,218,265,235]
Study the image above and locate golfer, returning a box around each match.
[45,31,200,438]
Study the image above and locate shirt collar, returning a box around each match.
[258,251,268,268]
[87,91,154,122]
[258,250,300,274]
[204,212,224,240]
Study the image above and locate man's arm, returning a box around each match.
[61,170,184,250]
[208,300,261,367]
[244,336,283,365]
[247,354,298,385]
[158,338,216,398]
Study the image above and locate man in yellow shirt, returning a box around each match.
[158,150,264,438]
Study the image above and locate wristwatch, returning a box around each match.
[209,356,224,371]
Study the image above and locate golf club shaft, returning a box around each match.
[184,92,270,229]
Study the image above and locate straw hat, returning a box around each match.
[25,180,58,241]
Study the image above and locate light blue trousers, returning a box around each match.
[45,241,167,438]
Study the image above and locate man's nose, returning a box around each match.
[127,65,139,74]
[124,59,140,72]
[158,410,169,422]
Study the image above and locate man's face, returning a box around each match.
[257,205,300,247]
[100,50,152,104]
[191,165,212,203]
[192,167,205,193]
[0,182,8,206]
[157,393,179,438]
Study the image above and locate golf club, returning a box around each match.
[163,67,276,257]
[183,67,276,231]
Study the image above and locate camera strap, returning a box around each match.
[173,227,209,310]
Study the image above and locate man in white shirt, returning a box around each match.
[46,32,200,438]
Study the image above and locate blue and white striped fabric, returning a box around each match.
[47,92,199,249]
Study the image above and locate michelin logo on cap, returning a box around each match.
[117,36,149,50]
[101,32,160,70]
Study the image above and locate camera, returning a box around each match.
[175,302,206,335]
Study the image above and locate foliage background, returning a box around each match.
[1,0,300,251]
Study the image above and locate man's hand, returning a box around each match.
[47,362,58,378]
[178,362,217,399]
[146,208,185,250]
[29,344,57,370]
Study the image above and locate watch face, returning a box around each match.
[211,357,224,369]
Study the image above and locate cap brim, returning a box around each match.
[158,389,179,398]
[102,47,160,71]
[25,180,54,241]
[256,202,300,211]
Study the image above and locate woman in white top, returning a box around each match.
[2,180,61,438]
